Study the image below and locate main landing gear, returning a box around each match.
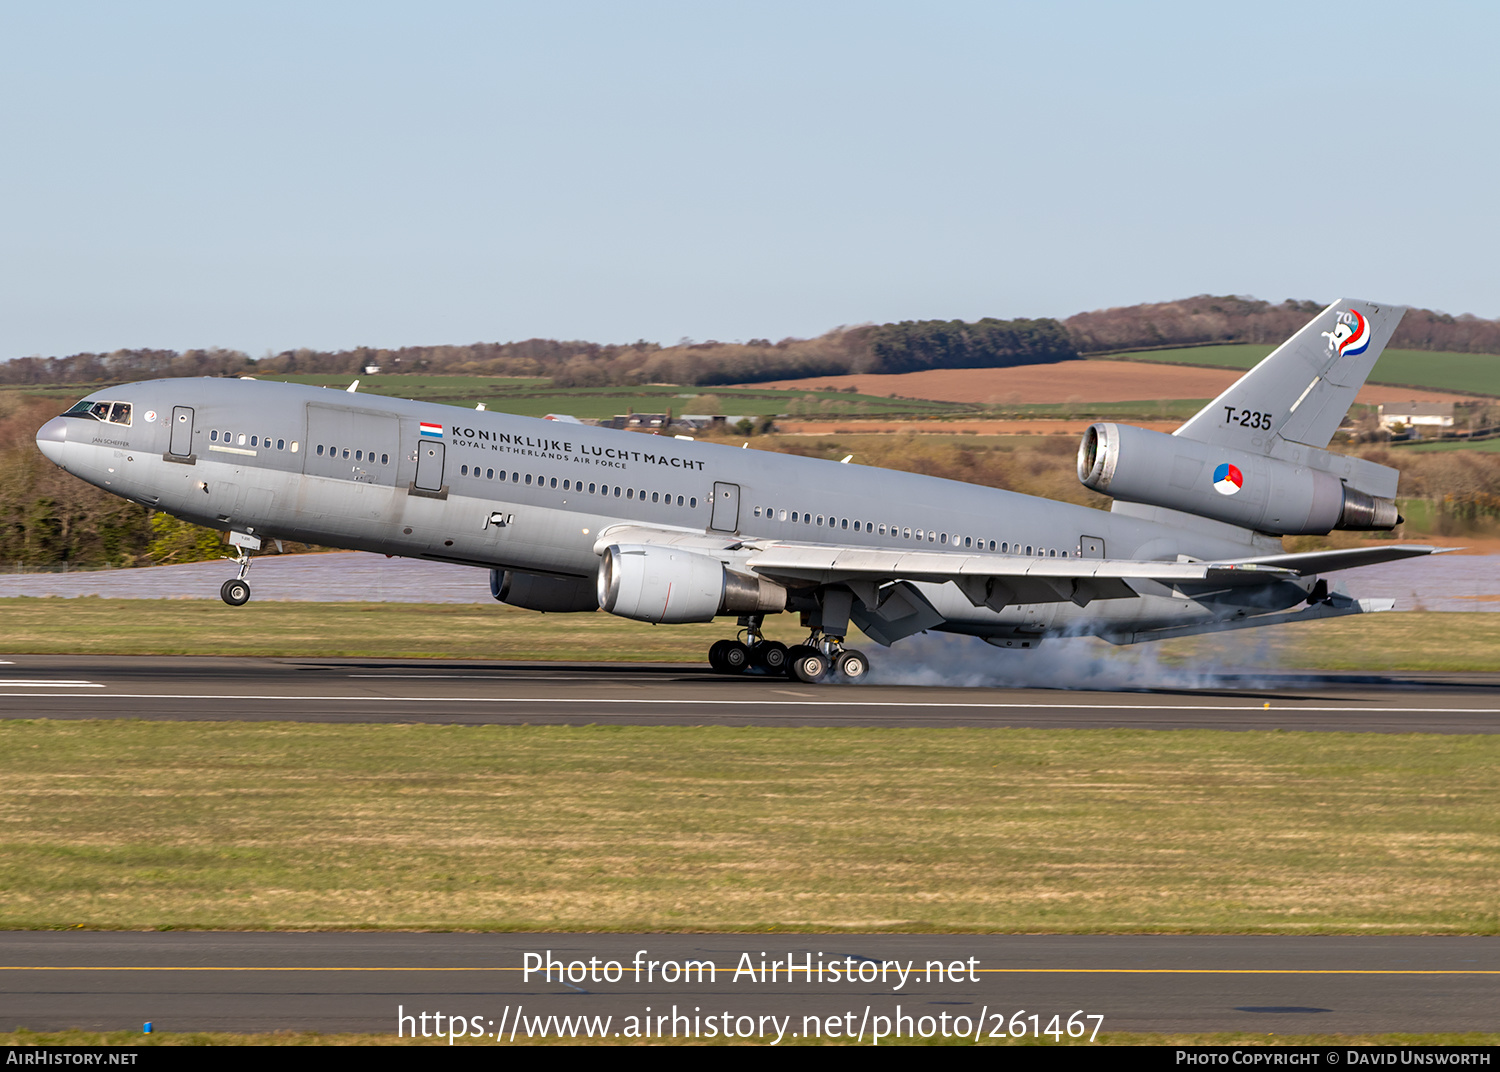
[707,617,869,684]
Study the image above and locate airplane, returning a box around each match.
[33,298,1441,684]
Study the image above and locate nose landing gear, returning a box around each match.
[219,532,263,606]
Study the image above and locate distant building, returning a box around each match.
[363,363,382,375]
[1378,402,1455,436]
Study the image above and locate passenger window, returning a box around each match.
[1049,549,1056,557]
[652,492,660,503]
[486,468,493,479]
[690,497,697,507]
[342,449,350,459]
[841,518,849,530]
[550,477,558,489]
[753,507,761,517]
[382,453,388,464]
[461,464,469,476]
[317,444,325,456]
[614,486,622,497]
[239,434,247,446]
[211,430,219,442]
[779,509,787,521]
[278,439,286,450]
[589,483,596,493]
[964,537,972,548]
[525,474,532,485]
[940,533,947,544]
[251,436,259,447]
[627,488,634,499]
[816,515,824,526]
[354,449,361,460]
[291,442,299,453]
[677,495,684,506]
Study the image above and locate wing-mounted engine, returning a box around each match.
[1078,422,1399,536]
[491,568,600,612]
[597,543,787,624]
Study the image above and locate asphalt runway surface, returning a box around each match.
[1,654,1499,732]
[3,932,1497,1037]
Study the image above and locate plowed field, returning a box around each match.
[740,361,1473,405]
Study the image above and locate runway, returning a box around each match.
[3,932,1497,1037]
[1,655,1499,732]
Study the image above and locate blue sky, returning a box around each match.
[2,1,1496,358]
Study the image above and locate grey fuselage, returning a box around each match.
[36,377,1308,641]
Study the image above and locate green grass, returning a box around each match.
[1103,346,1500,397]
[1395,437,1500,453]
[0,601,1495,671]
[253,373,962,421]
[2,721,1497,933]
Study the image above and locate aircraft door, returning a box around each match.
[304,404,400,487]
[709,482,740,532]
[169,407,194,456]
[415,442,446,491]
[1080,535,1105,559]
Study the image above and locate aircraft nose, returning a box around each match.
[35,416,68,465]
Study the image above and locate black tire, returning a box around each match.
[754,641,789,674]
[835,649,869,682]
[220,578,250,606]
[721,640,751,673]
[708,639,731,672]
[791,649,829,684]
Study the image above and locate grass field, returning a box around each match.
[1396,437,1500,453]
[2,720,1496,933]
[251,373,961,421]
[0,600,1496,671]
[1106,346,1500,397]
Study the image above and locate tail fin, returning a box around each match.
[1174,298,1405,454]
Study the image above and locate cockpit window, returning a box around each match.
[62,400,132,426]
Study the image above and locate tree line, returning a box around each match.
[7,296,1498,392]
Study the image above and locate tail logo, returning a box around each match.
[1321,309,1371,357]
[1212,462,1243,496]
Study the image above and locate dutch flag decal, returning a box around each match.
[1213,463,1243,496]
[420,422,444,439]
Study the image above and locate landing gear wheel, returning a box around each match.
[708,639,731,672]
[721,640,751,673]
[835,649,870,683]
[220,578,251,606]
[791,649,830,684]
[753,641,789,675]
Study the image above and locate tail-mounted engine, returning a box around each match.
[597,544,787,624]
[1078,423,1399,536]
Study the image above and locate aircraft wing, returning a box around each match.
[742,542,1298,608]
[593,525,1445,612]
[1224,544,1450,574]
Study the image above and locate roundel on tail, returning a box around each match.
[1212,462,1243,496]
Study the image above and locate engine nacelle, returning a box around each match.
[490,568,599,612]
[597,544,787,624]
[1078,423,1399,535]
